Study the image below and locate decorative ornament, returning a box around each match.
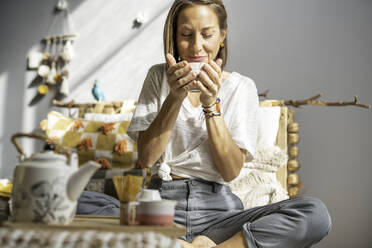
[288,186,300,198]
[92,80,105,101]
[133,11,148,28]
[59,77,69,96]
[288,122,299,133]
[47,64,57,84]
[287,159,301,172]
[288,133,300,145]
[54,74,63,84]
[289,146,299,159]
[56,0,68,11]
[37,65,50,78]
[61,39,75,62]
[287,173,299,185]
[27,52,44,69]
[37,84,49,95]
[135,12,148,24]
[287,111,302,198]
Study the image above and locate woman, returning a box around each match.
[127,0,331,247]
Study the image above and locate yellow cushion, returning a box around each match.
[45,111,136,169]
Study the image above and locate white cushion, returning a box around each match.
[256,106,281,147]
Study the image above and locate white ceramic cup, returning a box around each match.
[188,62,205,92]
[137,189,161,202]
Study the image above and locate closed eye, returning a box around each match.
[181,33,193,38]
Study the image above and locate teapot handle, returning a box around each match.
[11,132,70,157]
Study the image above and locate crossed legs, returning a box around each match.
[180,196,332,248]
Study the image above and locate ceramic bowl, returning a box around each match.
[136,200,178,225]
[188,62,205,92]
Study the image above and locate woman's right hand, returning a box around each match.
[166,53,196,100]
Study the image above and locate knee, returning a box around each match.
[299,197,332,241]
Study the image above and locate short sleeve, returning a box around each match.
[127,64,164,142]
[222,76,258,162]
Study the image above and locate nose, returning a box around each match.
[191,33,203,53]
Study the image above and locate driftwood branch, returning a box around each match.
[42,34,77,41]
[258,90,269,98]
[54,93,370,110]
[267,94,370,109]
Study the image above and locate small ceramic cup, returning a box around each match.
[136,200,178,225]
[188,62,205,92]
[137,189,161,202]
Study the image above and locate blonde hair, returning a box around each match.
[163,0,228,70]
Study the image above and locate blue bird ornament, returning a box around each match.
[92,80,105,101]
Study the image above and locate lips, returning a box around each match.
[188,56,208,62]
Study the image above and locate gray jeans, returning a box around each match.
[148,178,331,248]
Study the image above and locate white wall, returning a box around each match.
[224,1,372,247]
[0,0,371,247]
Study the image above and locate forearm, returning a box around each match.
[137,94,183,168]
[206,116,245,182]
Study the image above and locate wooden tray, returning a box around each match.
[2,215,186,238]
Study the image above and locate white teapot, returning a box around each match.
[11,133,100,225]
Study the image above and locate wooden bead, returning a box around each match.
[288,186,299,198]
[288,159,301,172]
[288,122,299,133]
[289,146,299,158]
[288,133,300,144]
[288,173,299,185]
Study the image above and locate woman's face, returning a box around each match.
[176,5,226,63]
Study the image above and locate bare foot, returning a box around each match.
[177,236,216,248]
[192,235,216,247]
[178,239,194,248]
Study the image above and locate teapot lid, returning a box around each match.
[30,150,67,162]
[27,143,67,162]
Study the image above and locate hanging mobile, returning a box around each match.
[30,0,77,100]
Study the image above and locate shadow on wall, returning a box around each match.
[0,0,172,177]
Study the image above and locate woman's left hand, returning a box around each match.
[195,58,223,107]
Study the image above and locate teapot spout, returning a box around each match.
[67,161,100,201]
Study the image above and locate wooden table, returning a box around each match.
[2,215,186,238]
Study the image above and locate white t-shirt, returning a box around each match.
[127,63,258,184]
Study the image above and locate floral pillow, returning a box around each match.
[42,111,136,169]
